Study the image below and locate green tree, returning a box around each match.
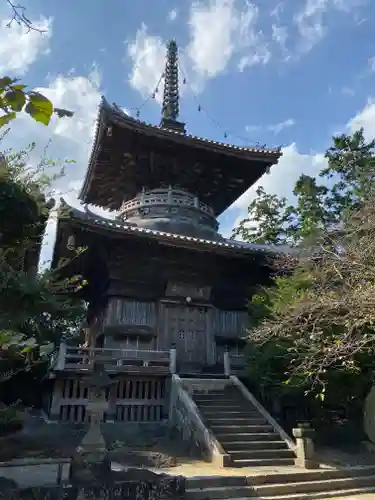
[240,129,375,405]
[322,129,375,218]
[234,128,375,246]
[231,186,294,244]
[0,144,85,383]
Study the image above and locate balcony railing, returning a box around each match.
[51,344,176,374]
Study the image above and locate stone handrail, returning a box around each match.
[169,374,229,467]
[230,375,296,451]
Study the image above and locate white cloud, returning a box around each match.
[245,124,261,134]
[270,2,284,20]
[232,143,327,213]
[271,24,290,60]
[1,68,102,266]
[368,56,375,72]
[187,0,269,77]
[293,0,367,55]
[294,0,329,54]
[245,118,295,136]
[347,98,375,140]
[0,16,52,75]
[268,118,295,135]
[227,96,375,233]
[167,8,178,21]
[126,1,270,99]
[126,24,166,102]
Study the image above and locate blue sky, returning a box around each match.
[1,0,375,264]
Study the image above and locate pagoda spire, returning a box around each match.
[160,40,186,133]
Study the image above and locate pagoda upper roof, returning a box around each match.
[53,199,293,267]
[79,98,282,216]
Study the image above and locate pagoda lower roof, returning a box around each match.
[79,98,282,216]
[53,201,292,265]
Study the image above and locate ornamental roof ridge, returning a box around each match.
[58,198,294,257]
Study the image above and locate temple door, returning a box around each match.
[165,305,207,365]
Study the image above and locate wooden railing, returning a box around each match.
[54,376,167,423]
[52,343,177,374]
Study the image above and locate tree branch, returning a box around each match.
[6,0,46,32]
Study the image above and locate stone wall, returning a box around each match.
[0,468,186,499]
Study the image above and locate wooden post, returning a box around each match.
[170,344,177,374]
[223,347,230,377]
[56,342,67,370]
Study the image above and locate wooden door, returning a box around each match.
[165,305,207,364]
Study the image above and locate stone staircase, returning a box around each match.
[186,466,375,499]
[192,386,295,467]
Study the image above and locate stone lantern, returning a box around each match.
[71,362,115,481]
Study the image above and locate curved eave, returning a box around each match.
[52,201,292,266]
[79,98,282,214]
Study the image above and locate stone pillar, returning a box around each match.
[49,378,63,422]
[223,348,230,377]
[106,381,118,423]
[292,423,319,469]
[170,344,177,374]
[56,342,67,370]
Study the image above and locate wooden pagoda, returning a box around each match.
[47,40,283,424]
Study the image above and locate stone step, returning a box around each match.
[227,449,295,460]
[231,457,295,467]
[220,440,288,451]
[207,417,267,426]
[186,466,375,489]
[193,392,239,398]
[200,410,260,418]
[246,466,375,485]
[254,487,375,500]
[216,432,281,442]
[187,478,375,500]
[211,424,274,434]
[198,407,253,413]
[188,487,375,500]
[193,396,240,403]
[251,474,375,497]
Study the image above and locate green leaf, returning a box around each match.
[0,76,14,90]
[12,85,27,91]
[0,112,16,128]
[4,90,26,112]
[26,91,53,125]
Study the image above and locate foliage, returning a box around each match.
[0,76,73,128]
[0,142,85,385]
[233,128,375,246]
[236,129,375,407]
[232,186,294,244]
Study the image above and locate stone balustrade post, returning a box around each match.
[56,342,67,370]
[170,344,177,374]
[223,347,231,377]
[292,423,319,469]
